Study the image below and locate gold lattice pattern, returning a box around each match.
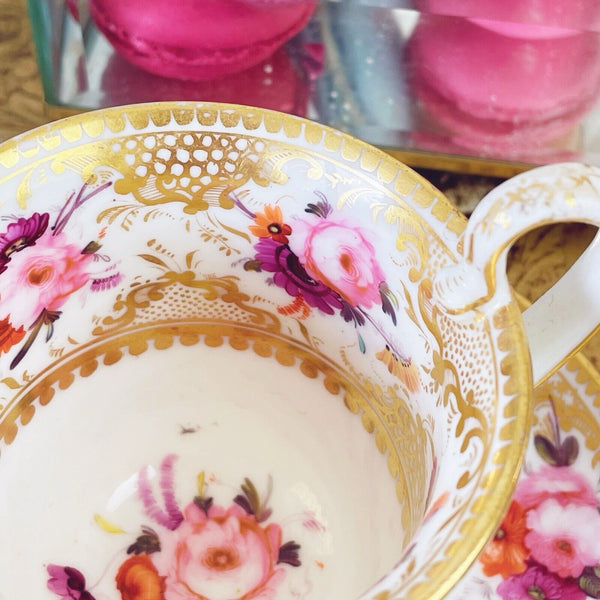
[108,132,270,213]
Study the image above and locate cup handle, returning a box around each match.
[433,162,600,386]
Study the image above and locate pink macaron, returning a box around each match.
[89,0,317,81]
[407,15,600,159]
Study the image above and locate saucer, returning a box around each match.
[449,351,600,600]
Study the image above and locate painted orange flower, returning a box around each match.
[375,345,420,392]
[0,317,25,354]
[479,500,529,579]
[115,555,166,600]
[249,205,292,244]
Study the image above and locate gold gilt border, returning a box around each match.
[0,103,530,600]
[0,103,466,238]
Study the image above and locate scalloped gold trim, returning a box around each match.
[0,103,467,240]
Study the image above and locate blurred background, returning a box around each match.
[4,0,600,180]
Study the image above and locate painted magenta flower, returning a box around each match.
[525,498,600,578]
[249,205,292,244]
[254,237,343,315]
[514,465,598,512]
[116,555,166,600]
[497,563,586,600]
[47,565,96,600]
[0,212,49,273]
[289,216,386,308]
[0,230,93,328]
[152,501,285,600]
[479,500,529,579]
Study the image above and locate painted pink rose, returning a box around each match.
[0,231,92,328]
[288,216,385,308]
[525,498,600,578]
[514,465,598,512]
[152,502,285,600]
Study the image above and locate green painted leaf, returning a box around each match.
[127,526,161,555]
[234,494,253,515]
[81,241,102,254]
[278,540,301,567]
[560,435,579,466]
[193,495,213,515]
[241,478,260,515]
[358,333,366,354]
[243,259,262,272]
[534,435,559,466]
[579,567,600,598]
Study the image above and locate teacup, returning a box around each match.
[0,103,599,600]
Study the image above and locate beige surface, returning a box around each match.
[1,0,599,375]
[0,0,47,142]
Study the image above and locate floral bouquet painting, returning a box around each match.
[231,190,420,392]
[478,401,600,600]
[0,181,120,370]
[46,455,305,600]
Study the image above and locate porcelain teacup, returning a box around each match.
[0,103,599,600]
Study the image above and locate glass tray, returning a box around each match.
[23,0,600,176]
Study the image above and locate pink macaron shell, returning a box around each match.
[242,0,315,4]
[411,128,581,163]
[407,17,600,124]
[407,16,600,158]
[415,0,600,34]
[99,45,311,116]
[411,73,591,159]
[467,19,578,39]
[89,0,316,80]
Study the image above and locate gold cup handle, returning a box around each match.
[433,162,600,386]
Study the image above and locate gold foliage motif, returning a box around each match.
[415,279,492,484]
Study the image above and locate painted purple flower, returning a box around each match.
[254,237,343,315]
[47,565,96,600]
[497,564,585,600]
[0,212,49,273]
[138,454,184,531]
